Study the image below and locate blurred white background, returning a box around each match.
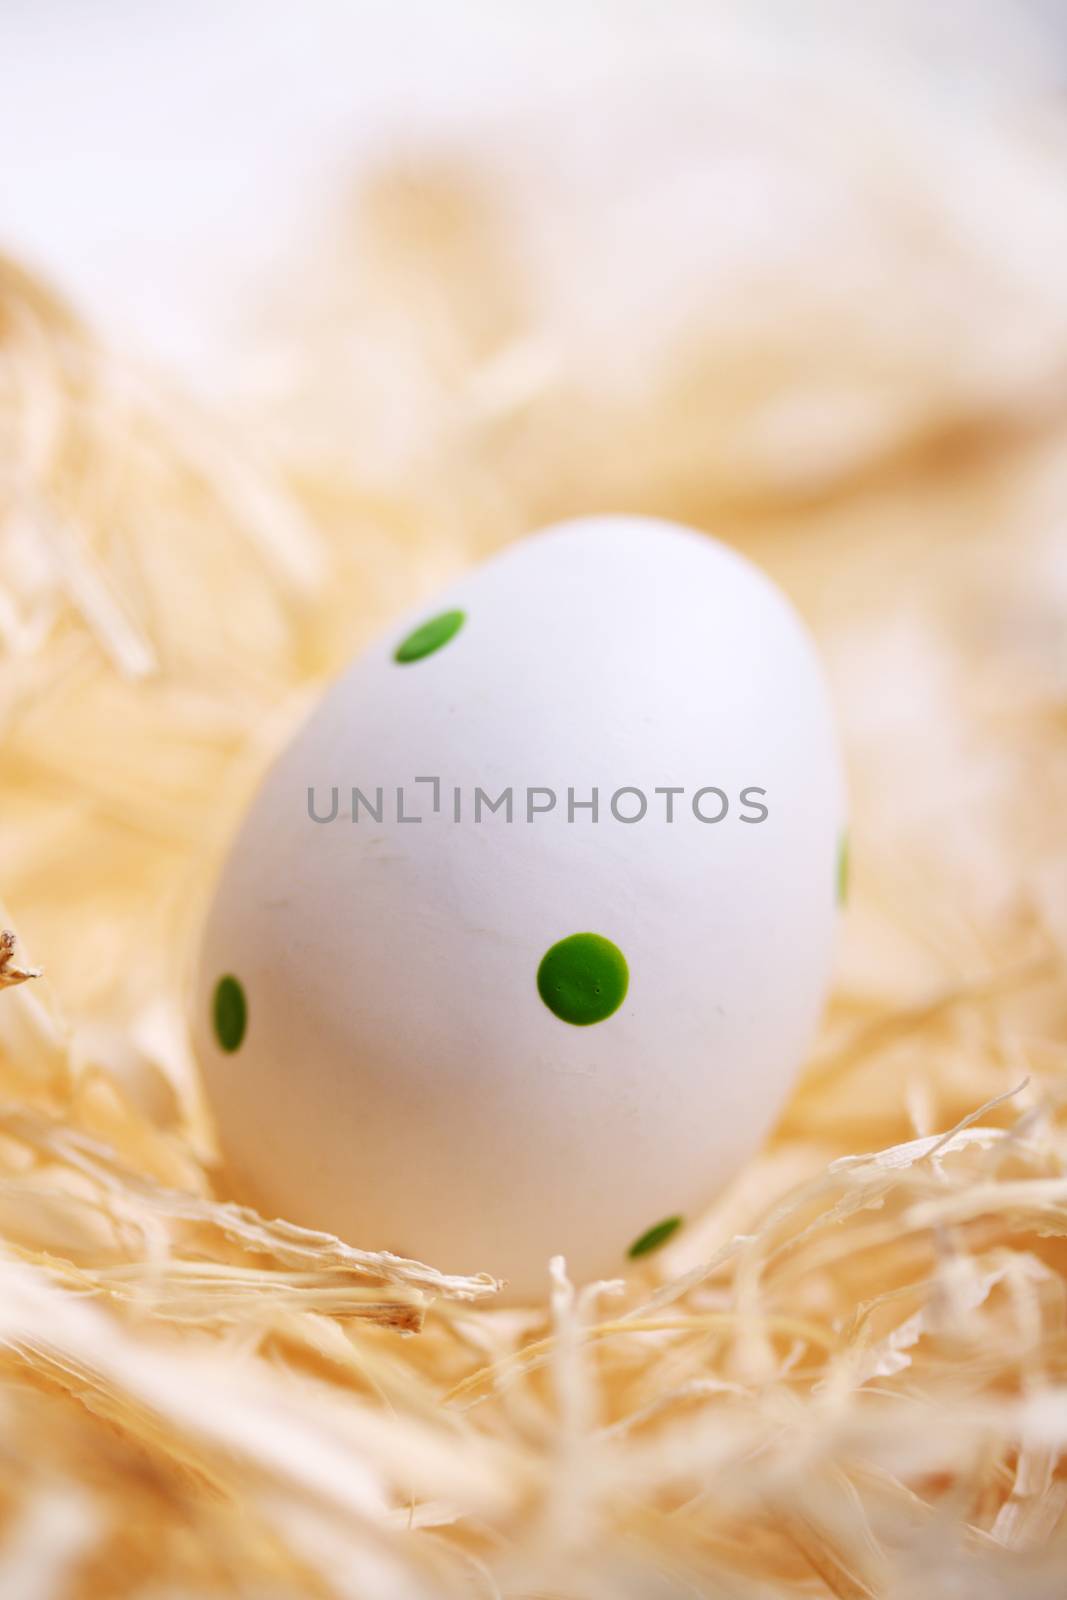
[2,0,1064,384]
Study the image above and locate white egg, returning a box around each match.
[194,516,845,1301]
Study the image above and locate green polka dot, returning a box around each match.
[536,932,628,1026]
[628,1216,683,1259]
[213,974,247,1053]
[837,832,850,905]
[394,609,465,663]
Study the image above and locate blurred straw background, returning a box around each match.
[4,2,1067,1594]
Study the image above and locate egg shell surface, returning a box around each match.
[194,516,845,1301]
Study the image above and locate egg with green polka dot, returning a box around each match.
[195,516,845,1303]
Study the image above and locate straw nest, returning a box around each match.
[4,43,1067,1598]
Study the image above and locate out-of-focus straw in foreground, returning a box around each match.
[4,3,1067,1595]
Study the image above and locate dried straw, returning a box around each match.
[4,39,1067,1596]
